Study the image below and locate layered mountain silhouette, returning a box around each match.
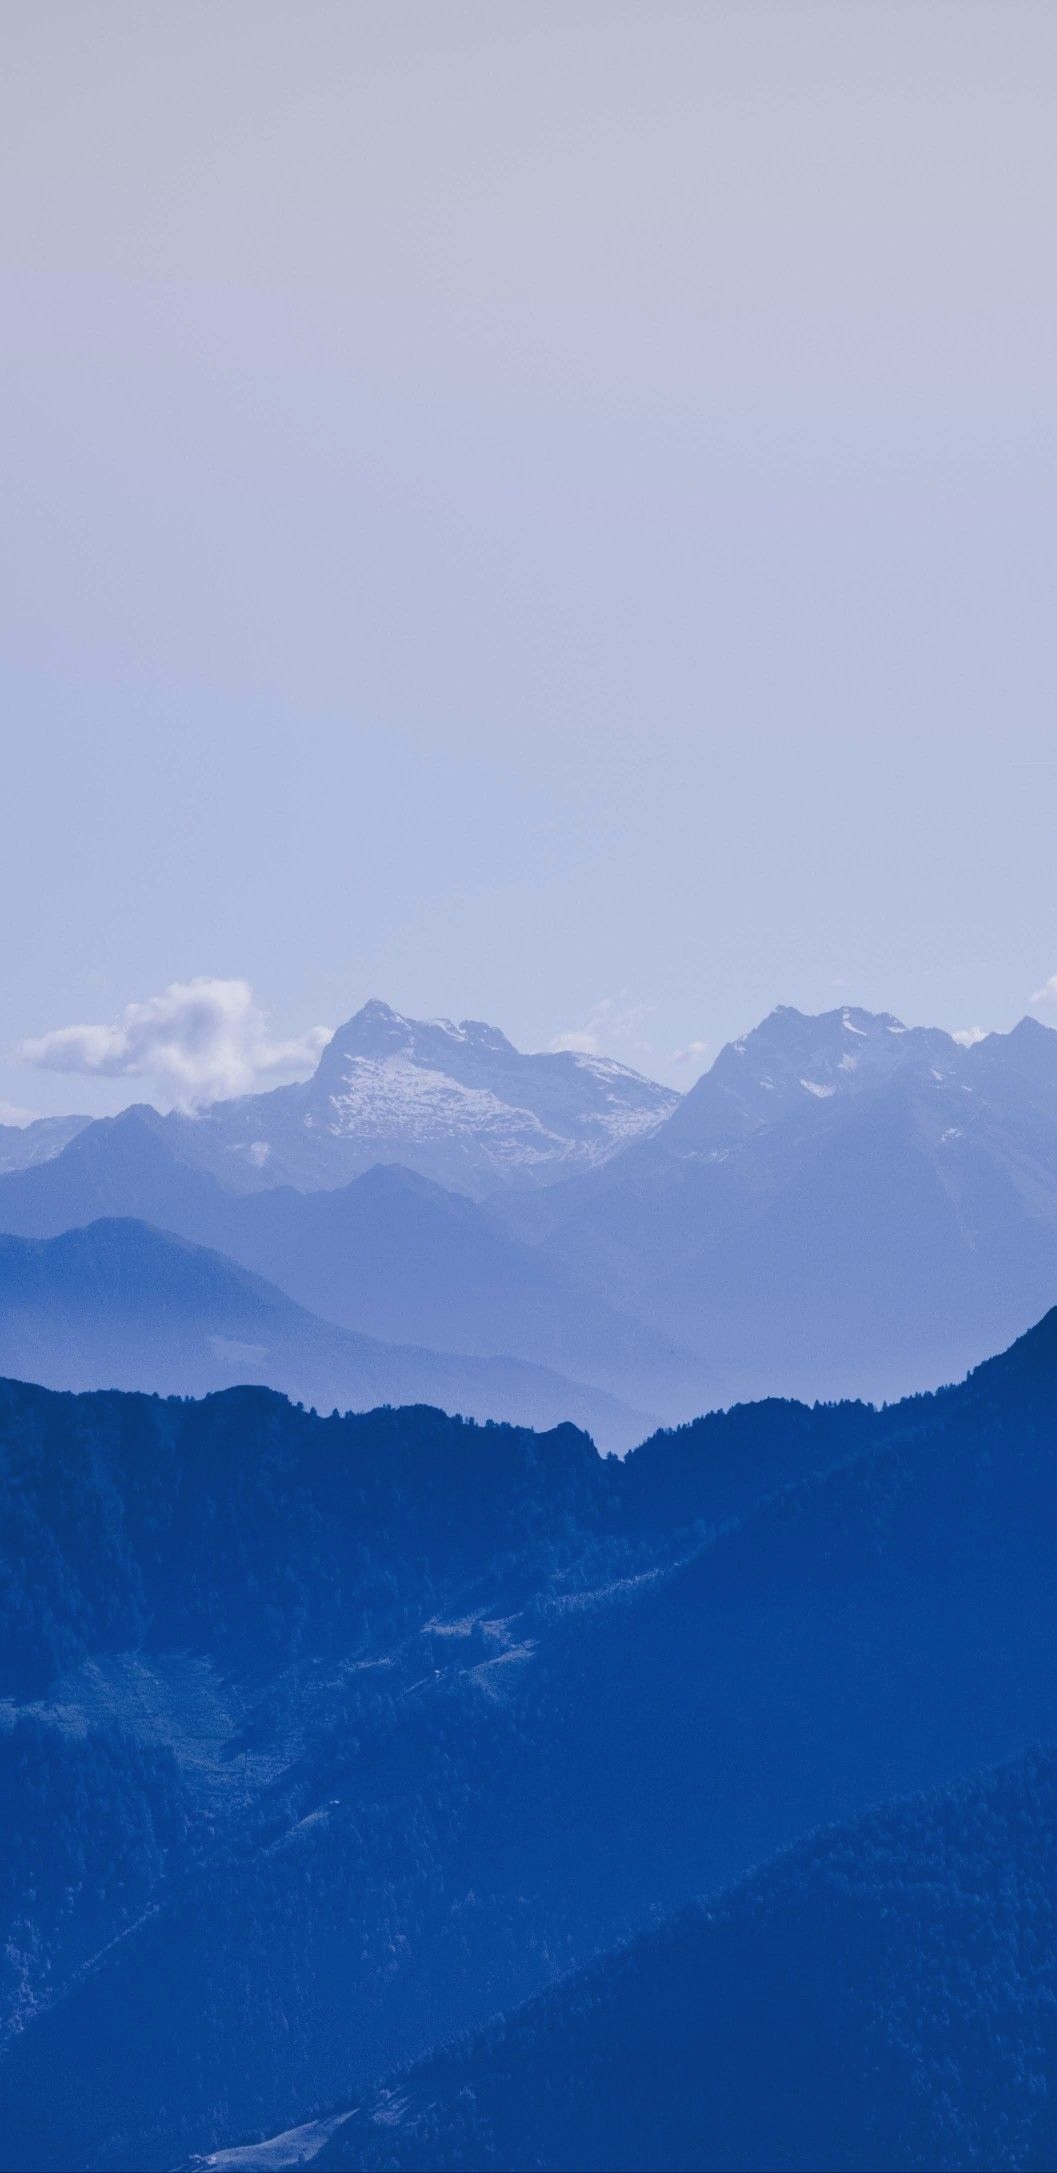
[0,1219,651,1448]
[538,1003,1057,1402]
[4,1305,1057,2169]
[5,998,1057,1416]
[5,993,1057,2170]
[0,1120,701,1421]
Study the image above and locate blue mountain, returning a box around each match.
[0,1217,652,1448]
[0,1113,704,1421]
[3,1307,1057,2168]
[540,1004,1057,1402]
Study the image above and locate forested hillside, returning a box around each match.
[3,1318,1057,2168]
[320,1746,1057,2173]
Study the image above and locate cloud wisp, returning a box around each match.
[548,994,656,1065]
[548,1029,600,1056]
[1031,977,1057,1009]
[20,979,331,1110]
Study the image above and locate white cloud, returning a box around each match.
[950,1026,987,1048]
[20,978,331,1111]
[674,1039,709,1067]
[549,1029,600,1055]
[1031,976,1057,1008]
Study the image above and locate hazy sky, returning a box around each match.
[2,2,1055,1115]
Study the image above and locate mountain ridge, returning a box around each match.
[0,1123,705,1421]
[7,996,1057,1414]
[0,1216,652,1449]
[5,1304,1057,2167]
[162,999,680,1196]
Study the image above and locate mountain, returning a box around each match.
[0,1218,651,1448]
[171,1165,705,1416]
[0,1118,706,1421]
[0,1105,237,1239]
[314,1745,1057,2173]
[541,1004,1057,1403]
[4,1308,1057,2168]
[0,1113,90,1175]
[8,1000,1057,1412]
[161,1000,680,1196]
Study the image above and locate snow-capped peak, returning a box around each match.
[163,1000,678,1196]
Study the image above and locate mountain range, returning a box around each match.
[158,1000,679,1196]
[7,991,1057,2167]
[540,1002,1057,1401]
[4,995,1057,1418]
[4,1299,1057,2168]
[0,1218,651,1449]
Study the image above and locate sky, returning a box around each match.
[1,2,1055,1117]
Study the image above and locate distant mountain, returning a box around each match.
[0,1113,90,1175]
[5,1309,1057,2168]
[317,1745,1057,2173]
[0,1117,705,1421]
[159,999,679,1195]
[0,1104,236,1239]
[0,1218,652,1448]
[9,1000,1057,1410]
[542,1004,1057,1403]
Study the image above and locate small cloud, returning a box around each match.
[1031,976,1057,1008]
[20,978,331,1111]
[0,1099,41,1127]
[950,1026,987,1048]
[549,1030,599,1056]
[674,1039,709,1067]
[547,992,655,1063]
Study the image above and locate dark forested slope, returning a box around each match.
[3,1317,1057,2168]
[321,1745,1057,2173]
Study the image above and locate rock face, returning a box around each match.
[160,1000,679,1195]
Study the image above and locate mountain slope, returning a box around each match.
[0,1106,235,1241]
[0,1218,651,1448]
[543,1004,1057,1402]
[184,1164,704,1415]
[4,1314,1057,2167]
[163,1000,679,1196]
[316,1746,1057,2173]
[0,1113,91,1176]
[0,1123,704,1421]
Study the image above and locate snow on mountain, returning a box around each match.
[653,1003,962,1155]
[162,1000,678,1195]
[541,1004,1057,1407]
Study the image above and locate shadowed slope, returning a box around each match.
[318,1747,1057,2173]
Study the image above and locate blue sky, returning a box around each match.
[2,2,1055,1116]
